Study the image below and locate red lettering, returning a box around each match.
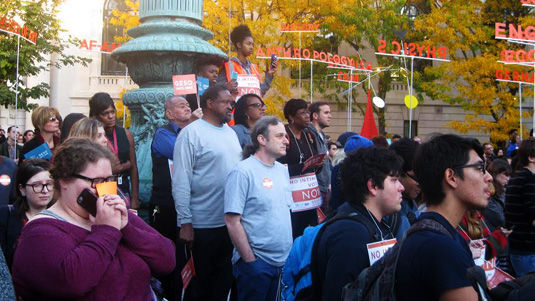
[101,41,110,52]
[333,54,340,64]
[89,40,97,50]
[319,51,327,62]
[438,47,447,59]
[416,44,426,57]
[495,22,506,38]
[377,39,387,53]
[427,45,436,58]
[496,69,503,79]
[280,24,290,31]
[266,47,278,57]
[348,58,355,68]
[281,47,291,58]
[366,63,373,70]
[391,41,401,55]
[526,26,535,40]
[303,48,311,59]
[516,50,527,62]
[513,71,520,81]
[80,39,89,49]
[313,50,320,60]
[256,47,266,57]
[509,24,523,40]
[408,43,417,56]
[341,56,348,66]
[504,70,511,80]
[529,50,535,62]
[110,43,121,51]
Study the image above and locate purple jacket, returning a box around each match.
[12,212,175,300]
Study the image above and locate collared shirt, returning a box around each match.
[152,122,180,160]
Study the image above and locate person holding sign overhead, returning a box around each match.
[220,24,277,98]
[277,99,323,238]
[89,92,139,209]
[20,107,61,164]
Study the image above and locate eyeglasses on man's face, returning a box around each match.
[453,161,486,175]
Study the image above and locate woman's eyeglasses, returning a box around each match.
[48,116,58,122]
[25,182,53,193]
[73,174,118,188]
[248,103,267,109]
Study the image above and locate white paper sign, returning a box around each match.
[289,173,322,212]
[366,238,397,265]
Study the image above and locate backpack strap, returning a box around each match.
[385,211,402,238]
[309,210,383,300]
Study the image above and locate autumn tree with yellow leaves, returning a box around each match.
[412,0,531,144]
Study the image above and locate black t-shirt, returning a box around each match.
[395,212,475,301]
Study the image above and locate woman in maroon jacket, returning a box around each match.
[12,138,175,300]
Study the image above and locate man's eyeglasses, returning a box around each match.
[248,103,267,109]
[25,182,53,193]
[453,161,486,175]
[73,174,118,188]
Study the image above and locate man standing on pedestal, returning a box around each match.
[172,84,242,301]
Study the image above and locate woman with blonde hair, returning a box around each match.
[68,118,107,147]
[20,107,61,163]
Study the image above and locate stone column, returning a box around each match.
[111,0,226,203]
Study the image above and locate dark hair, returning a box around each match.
[50,138,115,197]
[518,138,535,168]
[242,116,282,159]
[328,141,340,149]
[283,98,308,121]
[22,130,34,143]
[230,24,253,48]
[234,94,264,127]
[487,158,511,196]
[15,159,51,214]
[309,101,329,122]
[390,138,420,173]
[392,134,401,139]
[340,147,403,206]
[372,135,388,148]
[7,126,17,134]
[414,134,483,206]
[200,84,229,109]
[89,92,115,117]
[60,113,86,142]
[196,58,220,73]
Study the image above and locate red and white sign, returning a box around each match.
[302,153,326,173]
[0,175,11,186]
[236,74,261,98]
[173,74,197,95]
[366,238,397,265]
[289,173,322,212]
[181,256,196,289]
[280,23,320,32]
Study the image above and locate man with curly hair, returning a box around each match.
[314,147,404,300]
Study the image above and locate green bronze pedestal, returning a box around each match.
[111,0,226,203]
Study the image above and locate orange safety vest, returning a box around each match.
[224,60,263,83]
[224,60,263,126]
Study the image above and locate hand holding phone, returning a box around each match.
[77,188,98,217]
[269,54,278,74]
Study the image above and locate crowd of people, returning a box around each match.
[0,24,534,301]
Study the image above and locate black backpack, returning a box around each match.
[341,218,454,301]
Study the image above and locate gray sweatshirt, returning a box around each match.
[172,119,242,228]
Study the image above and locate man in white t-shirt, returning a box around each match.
[224,116,293,301]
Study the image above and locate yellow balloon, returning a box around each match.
[404,95,418,109]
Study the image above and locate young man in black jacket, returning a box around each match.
[315,147,404,300]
